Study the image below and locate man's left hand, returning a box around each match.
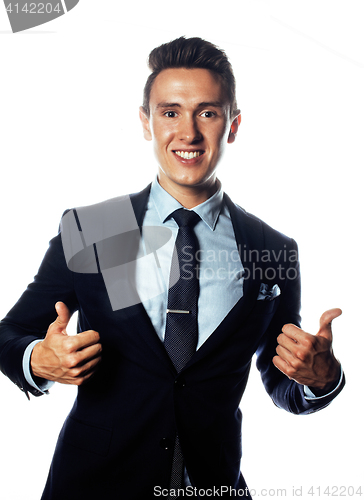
[273,308,342,392]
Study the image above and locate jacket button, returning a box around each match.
[160,438,173,450]
[174,377,186,388]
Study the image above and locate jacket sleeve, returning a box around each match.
[255,237,345,415]
[0,221,79,398]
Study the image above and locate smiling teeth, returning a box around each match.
[175,151,202,159]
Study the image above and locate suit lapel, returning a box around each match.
[115,300,175,370]
[224,193,264,314]
[129,183,152,226]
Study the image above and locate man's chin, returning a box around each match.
[159,173,217,195]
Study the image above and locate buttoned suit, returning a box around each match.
[0,184,345,499]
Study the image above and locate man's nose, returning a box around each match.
[178,116,202,143]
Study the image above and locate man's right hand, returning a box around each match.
[31,302,102,385]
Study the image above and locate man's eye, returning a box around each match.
[164,111,178,118]
[201,111,216,118]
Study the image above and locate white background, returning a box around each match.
[0,1,363,498]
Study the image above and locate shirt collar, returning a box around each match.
[150,177,224,231]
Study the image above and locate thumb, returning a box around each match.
[53,301,71,334]
[317,308,342,341]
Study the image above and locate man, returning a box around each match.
[0,37,344,499]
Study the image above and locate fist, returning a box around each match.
[31,302,102,385]
[273,308,342,391]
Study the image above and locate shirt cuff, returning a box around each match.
[22,339,54,394]
[303,366,344,400]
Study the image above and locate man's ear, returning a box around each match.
[139,106,152,141]
[227,112,241,144]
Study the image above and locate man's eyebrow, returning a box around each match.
[155,101,226,109]
[156,102,181,109]
[197,101,225,108]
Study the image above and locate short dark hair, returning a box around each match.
[142,36,238,117]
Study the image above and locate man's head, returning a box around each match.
[142,36,239,119]
[139,37,241,207]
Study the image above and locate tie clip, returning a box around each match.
[166,309,190,314]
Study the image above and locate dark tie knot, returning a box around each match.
[172,208,200,228]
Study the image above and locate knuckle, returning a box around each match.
[296,349,308,362]
[64,337,76,353]
[64,358,74,369]
[64,353,79,369]
[289,358,300,370]
[71,366,83,378]
[302,336,314,349]
[292,358,305,372]
[285,365,295,378]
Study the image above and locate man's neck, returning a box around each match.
[157,177,218,209]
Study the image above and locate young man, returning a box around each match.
[0,37,344,499]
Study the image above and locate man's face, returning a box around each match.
[140,67,239,200]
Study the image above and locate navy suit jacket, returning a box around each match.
[0,185,345,499]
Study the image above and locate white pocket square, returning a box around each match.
[257,283,281,301]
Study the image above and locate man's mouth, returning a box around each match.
[173,150,204,160]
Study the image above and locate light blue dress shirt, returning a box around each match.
[23,178,342,398]
[137,177,245,349]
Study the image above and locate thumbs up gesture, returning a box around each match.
[31,302,102,385]
[273,309,342,392]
